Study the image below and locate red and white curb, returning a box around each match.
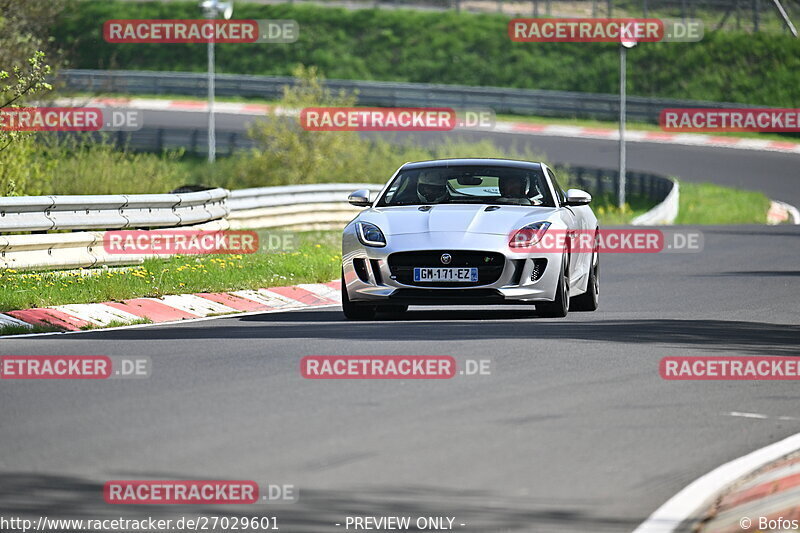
[698,453,800,533]
[634,432,800,533]
[71,97,800,156]
[0,281,341,335]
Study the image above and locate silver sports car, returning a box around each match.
[341,158,599,319]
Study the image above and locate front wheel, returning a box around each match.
[570,249,599,312]
[537,255,569,318]
[341,272,376,320]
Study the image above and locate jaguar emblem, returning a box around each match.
[440,253,452,265]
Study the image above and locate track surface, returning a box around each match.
[140,109,800,206]
[1,226,799,531]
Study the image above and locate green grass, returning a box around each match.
[591,193,652,225]
[0,231,341,313]
[0,323,63,337]
[79,318,152,330]
[676,182,771,224]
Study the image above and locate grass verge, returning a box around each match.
[0,323,63,337]
[676,182,771,224]
[0,231,341,313]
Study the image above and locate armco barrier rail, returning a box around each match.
[0,168,675,271]
[0,189,230,270]
[228,183,385,230]
[59,69,760,123]
[0,188,229,233]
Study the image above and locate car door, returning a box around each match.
[545,166,589,287]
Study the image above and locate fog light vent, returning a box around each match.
[353,258,369,282]
[530,259,548,282]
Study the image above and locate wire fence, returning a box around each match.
[60,70,762,124]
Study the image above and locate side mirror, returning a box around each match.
[564,189,592,206]
[348,189,372,207]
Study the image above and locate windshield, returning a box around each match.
[376,165,556,207]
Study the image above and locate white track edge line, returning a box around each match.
[632,431,800,533]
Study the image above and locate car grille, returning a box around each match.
[388,250,505,287]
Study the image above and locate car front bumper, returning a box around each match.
[342,230,563,305]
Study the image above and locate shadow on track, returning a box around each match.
[0,472,637,533]
[64,309,800,356]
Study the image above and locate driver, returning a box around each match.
[417,172,448,203]
[499,174,528,199]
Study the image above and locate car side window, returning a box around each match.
[546,168,566,205]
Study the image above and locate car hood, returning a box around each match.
[357,204,559,236]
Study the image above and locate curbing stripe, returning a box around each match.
[104,299,199,322]
[0,282,346,337]
[633,432,800,533]
[268,285,336,306]
[53,303,142,326]
[297,283,342,303]
[155,294,239,317]
[229,290,283,308]
[6,308,91,331]
[253,289,307,308]
[194,292,270,312]
[0,313,33,329]
[717,471,800,513]
[735,457,800,491]
[702,486,800,533]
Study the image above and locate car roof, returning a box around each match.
[400,158,544,171]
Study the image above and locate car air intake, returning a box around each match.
[353,258,370,283]
[531,259,548,282]
[369,259,383,285]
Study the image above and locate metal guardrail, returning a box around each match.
[0,219,231,271]
[0,188,229,233]
[59,69,761,124]
[0,189,230,270]
[228,183,384,230]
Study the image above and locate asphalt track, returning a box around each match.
[1,109,799,532]
[140,109,800,206]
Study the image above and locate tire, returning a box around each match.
[537,254,569,318]
[341,271,376,320]
[570,248,599,312]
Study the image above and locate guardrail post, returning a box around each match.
[228,132,238,156]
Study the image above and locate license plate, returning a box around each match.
[413,267,478,282]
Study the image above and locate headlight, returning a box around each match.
[509,221,551,249]
[355,222,386,247]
